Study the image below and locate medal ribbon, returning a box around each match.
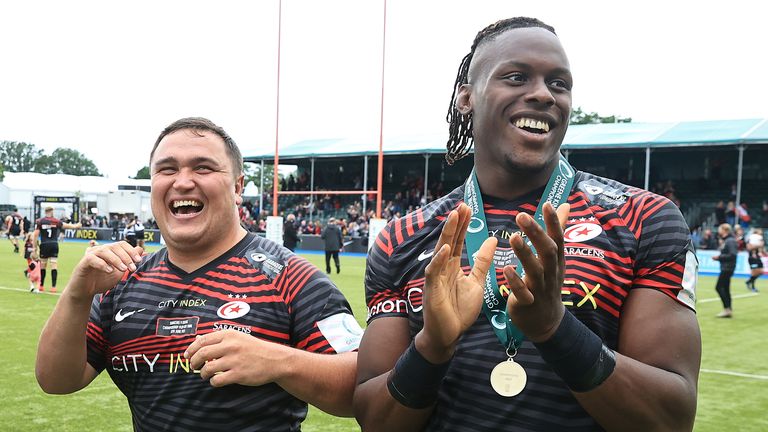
[463,154,576,348]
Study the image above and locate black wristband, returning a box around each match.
[386,342,451,409]
[533,311,616,392]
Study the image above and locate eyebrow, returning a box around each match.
[497,61,572,78]
[152,156,222,168]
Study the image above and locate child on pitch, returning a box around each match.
[27,251,42,293]
[23,231,35,264]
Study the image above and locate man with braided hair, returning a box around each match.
[355,17,701,431]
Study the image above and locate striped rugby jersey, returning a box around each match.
[36,216,63,244]
[365,171,697,431]
[87,233,361,431]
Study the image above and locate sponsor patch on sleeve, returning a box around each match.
[316,313,363,353]
[678,250,698,311]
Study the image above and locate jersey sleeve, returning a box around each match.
[277,256,362,354]
[364,220,408,323]
[632,194,697,311]
[86,293,111,372]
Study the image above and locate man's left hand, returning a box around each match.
[185,330,291,387]
[503,202,570,343]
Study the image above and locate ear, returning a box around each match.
[455,83,473,116]
[234,174,245,206]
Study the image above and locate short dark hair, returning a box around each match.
[150,117,243,177]
[445,17,557,164]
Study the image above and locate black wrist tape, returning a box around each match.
[533,311,616,392]
[386,342,451,409]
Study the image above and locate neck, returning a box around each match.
[167,226,248,273]
[473,157,558,201]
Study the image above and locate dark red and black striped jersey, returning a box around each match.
[8,212,23,230]
[365,171,697,432]
[86,233,362,432]
[35,217,62,244]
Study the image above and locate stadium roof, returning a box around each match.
[245,118,768,162]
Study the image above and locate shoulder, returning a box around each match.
[377,186,462,255]
[574,170,682,222]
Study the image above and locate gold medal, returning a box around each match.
[490,359,527,397]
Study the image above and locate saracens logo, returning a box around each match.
[563,222,603,243]
[217,301,250,319]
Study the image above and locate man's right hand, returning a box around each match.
[416,203,497,364]
[67,242,143,302]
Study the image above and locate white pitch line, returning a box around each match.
[0,285,60,295]
[698,292,759,303]
[701,369,768,380]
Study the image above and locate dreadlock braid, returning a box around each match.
[445,17,556,165]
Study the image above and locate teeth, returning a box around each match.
[173,200,202,208]
[514,117,550,132]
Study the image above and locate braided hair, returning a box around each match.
[445,17,556,165]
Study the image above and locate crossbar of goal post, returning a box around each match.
[277,191,378,195]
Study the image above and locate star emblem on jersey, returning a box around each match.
[563,221,603,243]
[217,300,251,319]
[227,294,247,299]
[417,249,434,262]
[115,308,146,322]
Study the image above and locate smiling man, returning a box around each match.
[355,18,701,431]
[36,117,362,431]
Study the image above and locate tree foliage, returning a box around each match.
[0,140,102,176]
[133,166,151,179]
[243,162,285,195]
[570,107,632,125]
[0,141,43,172]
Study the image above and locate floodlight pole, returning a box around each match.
[310,158,315,219]
[259,159,265,214]
[272,0,283,217]
[644,146,651,191]
[735,145,744,209]
[375,0,387,218]
[363,155,369,215]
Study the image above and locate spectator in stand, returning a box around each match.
[736,202,751,229]
[714,201,726,226]
[734,225,746,251]
[283,214,300,252]
[725,201,736,227]
[763,201,768,226]
[109,215,120,241]
[698,228,719,250]
[713,223,738,318]
[746,228,764,292]
[690,227,702,249]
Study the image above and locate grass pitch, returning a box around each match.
[0,241,766,431]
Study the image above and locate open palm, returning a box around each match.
[421,204,497,355]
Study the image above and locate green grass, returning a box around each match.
[1,241,766,431]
